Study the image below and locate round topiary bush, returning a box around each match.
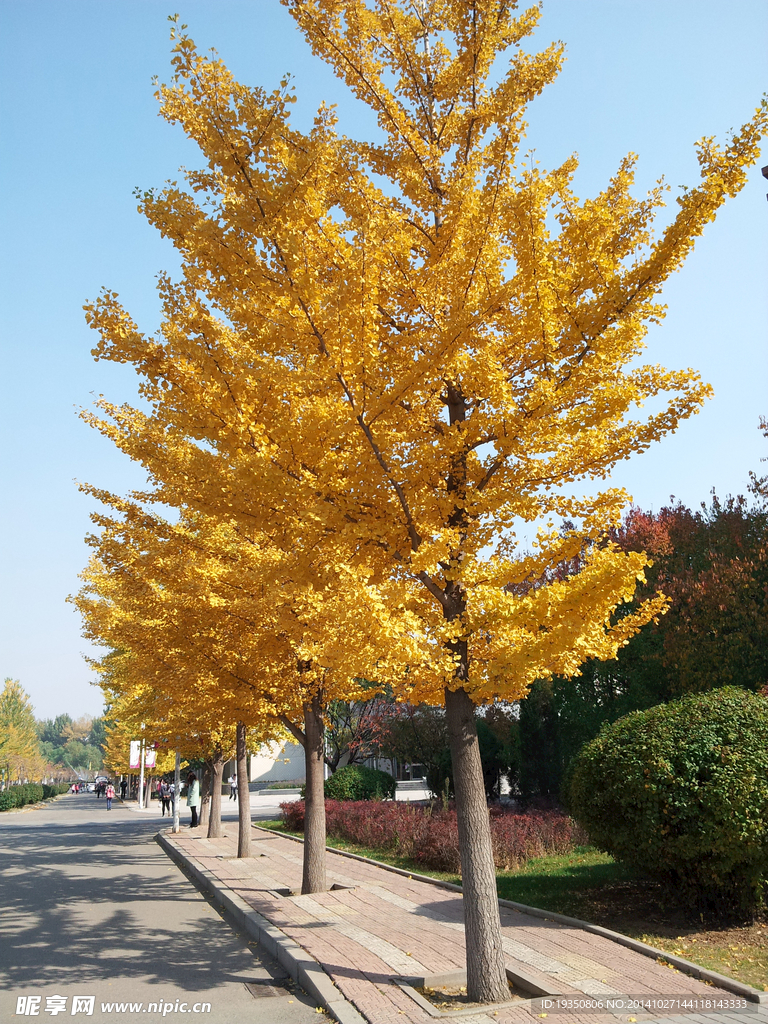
[324,764,396,802]
[567,686,768,919]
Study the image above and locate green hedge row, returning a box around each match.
[0,783,70,811]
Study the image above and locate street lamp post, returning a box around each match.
[172,747,181,833]
[137,724,146,809]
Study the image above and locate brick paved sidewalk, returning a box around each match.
[164,825,765,1024]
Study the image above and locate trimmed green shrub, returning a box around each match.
[0,784,44,810]
[0,783,70,811]
[42,783,71,800]
[568,686,768,919]
[323,764,396,801]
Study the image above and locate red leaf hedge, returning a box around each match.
[279,799,586,873]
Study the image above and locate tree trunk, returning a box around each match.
[445,683,509,1005]
[438,381,508,1004]
[236,721,251,858]
[207,745,225,839]
[199,759,212,831]
[302,694,326,894]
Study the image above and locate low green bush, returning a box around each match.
[0,784,44,810]
[324,764,396,801]
[568,686,768,919]
[0,783,70,811]
[42,783,71,800]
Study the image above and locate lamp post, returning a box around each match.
[137,724,146,809]
[173,746,181,833]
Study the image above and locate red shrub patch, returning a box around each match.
[279,800,585,874]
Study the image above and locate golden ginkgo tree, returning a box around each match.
[76,502,288,853]
[82,1,768,1002]
[75,490,421,878]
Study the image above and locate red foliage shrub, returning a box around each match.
[280,800,306,832]
[279,800,585,874]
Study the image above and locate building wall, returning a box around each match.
[248,740,306,784]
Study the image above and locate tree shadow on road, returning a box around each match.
[0,798,257,992]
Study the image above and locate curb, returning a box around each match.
[255,826,768,1007]
[156,831,367,1024]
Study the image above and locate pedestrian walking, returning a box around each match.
[186,773,200,828]
[120,779,127,800]
[228,774,237,801]
[160,780,171,817]
[105,782,115,810]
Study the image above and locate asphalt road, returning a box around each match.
[0,793,331,1024]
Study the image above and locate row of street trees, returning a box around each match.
[0,679,100,784]
[76,1,767,1003]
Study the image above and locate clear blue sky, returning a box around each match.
[1,1,766,721]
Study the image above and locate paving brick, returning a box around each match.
[160,828,759,1024]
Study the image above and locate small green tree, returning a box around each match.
[37,713,73,749]
[62,740,103,774]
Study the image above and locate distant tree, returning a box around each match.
[377,702,515,800]
[519,484,768,801]
[749,416,768,503]
[61,715,94,745]
[36,711,106,774]
[378,703,450,795]
[62,740,103,774]
[638,497,768,692]
[325,696,393,773]
[89,716,108,756]
[0,680,45,784]
[517,681,561,803]
[37,713,72,749]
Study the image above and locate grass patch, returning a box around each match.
[638,931,768,993]
[257,821,767,991]
[498,849,768,992]
[494,847,634,916]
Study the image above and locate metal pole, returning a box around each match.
[138,739,145,809]
[172,749,181,833]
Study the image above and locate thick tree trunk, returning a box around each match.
[198,759,212,831]
[236,721,251,858]
[207,746,225,839]
[438,381,508,1003]
[301,695,326,894]
[445,683,509,1005]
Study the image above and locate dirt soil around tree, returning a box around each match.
[417,980,526,1013]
